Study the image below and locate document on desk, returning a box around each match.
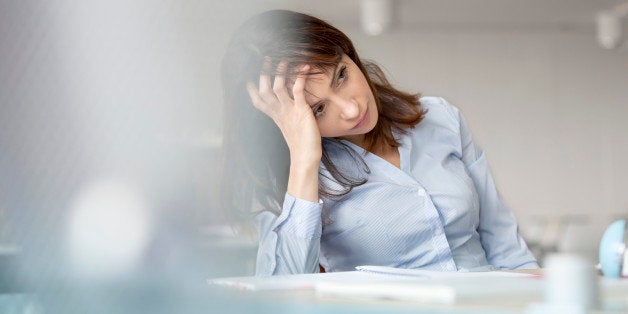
[315,265,542,303]
[208,266,543,304]
[208,270,420,291]
[355,265,537,279]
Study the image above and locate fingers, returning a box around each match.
[273,61,292,104]
[246,81,271,114]
[258,57,278,105]
[292,65,310,107]
[246,58,310,118]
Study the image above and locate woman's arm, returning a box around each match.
[444,99,539,269]
[246,60,324,275]
[246,60,321,202]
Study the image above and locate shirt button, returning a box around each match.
[418,188,426,197]
[434,228,443,235]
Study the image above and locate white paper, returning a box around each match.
[315,281,456,304]
[355,265,538,279]
[208,265,542,303]
[208,270,418,291]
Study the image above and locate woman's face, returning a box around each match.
[302,54,378,147]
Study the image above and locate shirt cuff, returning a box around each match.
[274,193,323,239]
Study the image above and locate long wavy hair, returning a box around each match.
[221,10,426,218]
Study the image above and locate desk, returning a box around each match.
[1,271,627,314]
[211,287,628,314]
[210,269,628,314]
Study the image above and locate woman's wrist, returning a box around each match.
[287,160,319,202]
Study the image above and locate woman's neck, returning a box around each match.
[371,142,400,169]
[338,134,400,168]
[340,133,366,149]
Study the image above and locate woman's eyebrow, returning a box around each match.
[302,64,343,107]
[304,89,322,108]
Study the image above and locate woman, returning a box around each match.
[221,10,538,276]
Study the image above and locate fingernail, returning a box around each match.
[263,56,272,66]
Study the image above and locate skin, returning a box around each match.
[246,54,397,203]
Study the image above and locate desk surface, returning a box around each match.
[223,286,628,314]
[212,269,628,314]
[1,269,627,314]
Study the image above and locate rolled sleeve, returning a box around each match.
[277,193,323,239]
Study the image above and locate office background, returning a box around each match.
[1,0,627,293]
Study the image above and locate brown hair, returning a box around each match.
[221,10,425,216]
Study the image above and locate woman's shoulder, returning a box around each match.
[417,96,461,127]
[419,96,459,112]
[401,97,466,150]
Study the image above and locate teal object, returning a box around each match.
[599,220,626,278]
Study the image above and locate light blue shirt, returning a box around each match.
[254,97,538,276]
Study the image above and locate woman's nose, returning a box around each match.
[337,97,360,120]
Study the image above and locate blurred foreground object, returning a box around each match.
[67,179,152,281]
[527,254,599,314]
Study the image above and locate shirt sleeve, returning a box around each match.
[444,99,539,270]
[253,192,323,276]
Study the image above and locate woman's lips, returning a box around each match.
[351,106,369,130]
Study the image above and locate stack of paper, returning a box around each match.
[208,265,543,304]
[208,270,421,291]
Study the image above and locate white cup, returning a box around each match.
[543,254,599,311]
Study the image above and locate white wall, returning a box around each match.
[3,1,626,272]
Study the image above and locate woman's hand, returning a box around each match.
[246,59,322,166]
[246,59,321,202]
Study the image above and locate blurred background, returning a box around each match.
[1,0,627,312]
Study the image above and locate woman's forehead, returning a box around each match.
[286,64,333,87]
[303,74,331,100]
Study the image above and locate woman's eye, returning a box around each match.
[337,66,347,83]
[313,103,326,117]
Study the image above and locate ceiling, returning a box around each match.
[267,0,626,29]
